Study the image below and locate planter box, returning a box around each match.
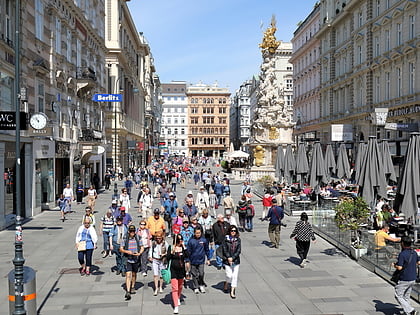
[350,246,368,260]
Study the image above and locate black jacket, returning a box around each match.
[212,221,230,245]
[221,235,241,265]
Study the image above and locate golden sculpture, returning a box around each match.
[253,145,265,166]
[259,15,280,54]
[269,126,279,140]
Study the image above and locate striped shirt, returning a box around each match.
[101,215,115,232]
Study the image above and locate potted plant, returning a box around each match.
[257,175,274,190]
[334,196,370,260]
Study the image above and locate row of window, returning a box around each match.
[190,117,227,124]
[165,139,186,147]
[191,107,227,114]
[190,98,227,104]
[163,96,186,101]
[160,127,186,135]
[164,117,186,124]
[190,137,227,145]
[190,127,227,135]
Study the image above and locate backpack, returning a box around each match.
[246,205,254,217]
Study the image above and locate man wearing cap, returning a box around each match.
[118,207,132,226]
[213,214,230,270]
[264,199,284,248]
[184,190,194,203]
[109,216,128,276]
[110,200,120,218]
[146,208,166,239]
[162,193,178,237]
[120,225,144,300]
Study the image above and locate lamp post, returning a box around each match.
[13,0,26,313]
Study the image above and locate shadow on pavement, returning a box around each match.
[261,240,272,247]
[373,299,401,314]
[285,256,301,266]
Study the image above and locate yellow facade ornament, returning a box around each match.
[259,15,280,55]
[268,126,279,140]
[253,145,265,166]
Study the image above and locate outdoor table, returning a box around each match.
[294,200,312,211]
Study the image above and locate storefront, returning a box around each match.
[33,139,55,211]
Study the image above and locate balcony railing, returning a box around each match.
[76,67,97,81]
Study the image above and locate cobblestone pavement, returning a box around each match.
[0,172,418,314]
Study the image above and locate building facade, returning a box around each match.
[161,82,188,157]
[231,78,258,152]
[314,0,419,164]
[187,83,231,158]
[290,3,321,142]
[105,0,161,172]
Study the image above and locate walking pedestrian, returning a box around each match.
[138,187,153,218]
[289,212,316,268]
[63,183,74,212]
[187,228,211,294]
[393,236,420,315]
[222,192,235,217]
[100,209,115,258]
[109,216,128,276]
[221,225,241,299]
[245,199,255,232]
[120,224,144,300]
[167,234,189,314]
[148,231,169,296]
[82,206,96,227]
[163,192,178,237]
[119,188,131,211]
[86,185,97,211]
[76,180,84,204]
[137,219,152,277]
[236,195,248,232]
[264,199,284,248]
[57,194,69,222]
[146,208,166,239]
[213,214,230,270]
[75,218,98,276]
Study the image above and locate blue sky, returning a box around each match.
[127,1,318,93]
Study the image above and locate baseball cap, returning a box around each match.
[128,225,136,232]
[116,216,123,221]
[272,199,277,204]
[112,199,118,204]
[153,208,160,214]
[199,186,205,190]
[120,206,126,211]
[183,218,189,223]
[169,192,175,197]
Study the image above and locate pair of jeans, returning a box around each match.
[246,216,253,230]
[190,264,205,289]
[395,280,416,314]
[139,247,149,273]
[112,243,126,272]
[78,249,94,267]
[215,244,223,267]
[102,231,110,251]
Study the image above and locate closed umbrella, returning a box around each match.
[283,144,296,185]
[380,140,397,183]
[354,142,367,184]
[395,132,420,221]
[336,143,351,179]
[325,144,336,180]
[309,142,328,194]
[296,143,310,187]
[275,145,285,181]
[357,136,387,207]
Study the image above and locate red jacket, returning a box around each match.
[262,194,273,207]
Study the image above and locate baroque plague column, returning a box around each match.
[249,16,295,179]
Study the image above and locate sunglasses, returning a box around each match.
[140,223,146,226]
[230,230,237,232]
[129,230,136,232]
[179,212,184,214]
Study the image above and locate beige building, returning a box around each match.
[314,0,419,162]
[105,0,161,171]
[187,83,230,158]
[290,3,321,141]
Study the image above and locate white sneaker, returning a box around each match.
[173,306,179,314]
[159,287,164,293]
[178,298,181,305]
[142,272,147,277]
[199,285,206,293]
[194,288,200,294]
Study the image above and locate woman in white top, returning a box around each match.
[139,187,154,218]
[119,188,131,212]
[87,185,97,211]
[148,231,169,296]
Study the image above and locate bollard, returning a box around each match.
[8,266,36,315]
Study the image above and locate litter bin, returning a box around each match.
[8,266,37,315]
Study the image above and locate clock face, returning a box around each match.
[30,113,48,130]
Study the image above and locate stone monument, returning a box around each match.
[249,16,295,180]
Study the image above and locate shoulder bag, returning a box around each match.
[391,250,415,283]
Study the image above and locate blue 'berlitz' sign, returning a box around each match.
[92,94,123,102]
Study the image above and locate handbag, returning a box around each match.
[391,250,414,283]
[161,259,171,284]
[77,241,87,251]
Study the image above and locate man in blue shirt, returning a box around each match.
[187,228,211,294]
[264,199,284,249]
[394,236,420,315]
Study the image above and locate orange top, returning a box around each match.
[146,216,165,236]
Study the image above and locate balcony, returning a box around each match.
[79,128,103,143]
[76,67,97,96]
